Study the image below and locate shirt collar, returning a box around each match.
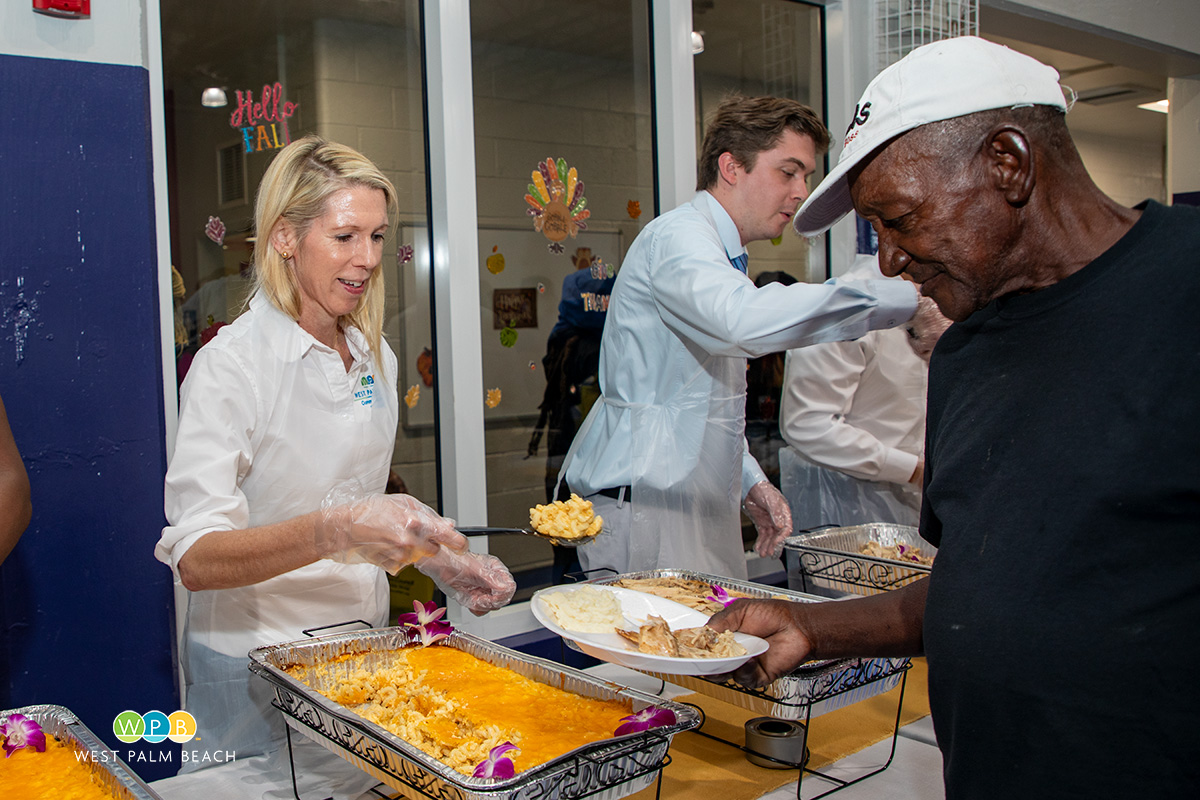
[695,190,747,263]
[248,290,368,367]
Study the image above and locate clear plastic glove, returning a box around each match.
[416,547,517,616]
[905,295,952,361]
[743,480,793,559]
[315,482,467,574]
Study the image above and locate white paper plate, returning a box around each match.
[531,585,768,676]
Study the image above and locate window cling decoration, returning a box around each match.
[526,157,589,254]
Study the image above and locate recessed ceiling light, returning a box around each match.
[1137,99,1169,114]
[201,87,228,108]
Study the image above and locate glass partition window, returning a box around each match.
[692,0,826,511]
[469,0,654,596]
[160,0,437,608]
[694,0,826,283]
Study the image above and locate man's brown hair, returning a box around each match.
[696,94,830,190]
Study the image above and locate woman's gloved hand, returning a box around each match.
[743,480,793,559]
[315,483,467,574]
[416,548,517,616]
[905,295,952,361]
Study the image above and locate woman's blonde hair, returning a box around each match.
[251,134,398,372]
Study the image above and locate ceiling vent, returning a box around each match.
[1075,84,1162,106]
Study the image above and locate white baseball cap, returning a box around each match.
[792,36,1068,236]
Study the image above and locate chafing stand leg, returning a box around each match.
[285,724,333,800]
[677,667,909,800]
[798,668,908,800]
[284,724,396,800]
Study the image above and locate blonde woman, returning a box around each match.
[156,136,513,789]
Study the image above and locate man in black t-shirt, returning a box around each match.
[711,36,1200,797]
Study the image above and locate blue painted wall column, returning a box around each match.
[0,53,179,779]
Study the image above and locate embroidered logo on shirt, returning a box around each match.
[354,374,375,407]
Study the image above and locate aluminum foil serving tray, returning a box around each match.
[248,627,700,800]
[583,570,909,721]
[0,704,163,800]
[783,523,936,596]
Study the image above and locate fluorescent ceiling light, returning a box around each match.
[1137,99,1169,114]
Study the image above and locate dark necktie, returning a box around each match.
[730,252,748,274]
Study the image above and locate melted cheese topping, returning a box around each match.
[0,738,118,799]
[293,646,632,776]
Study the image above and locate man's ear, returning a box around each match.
[717,151,742,187]
[985,126,1035,207]
[270,222,297,260]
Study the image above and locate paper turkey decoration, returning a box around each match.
[525,157,589,254]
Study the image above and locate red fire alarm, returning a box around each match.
[33,0,90,19]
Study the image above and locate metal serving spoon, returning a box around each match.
[456,526,600,548]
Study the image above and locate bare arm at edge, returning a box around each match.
[0,395,31,566]
[708,578,928,688]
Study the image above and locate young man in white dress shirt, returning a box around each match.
[560,95,923,580]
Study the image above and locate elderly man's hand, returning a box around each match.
[905,295,952,360]
[743,480,792,559]
[708,599,814,688]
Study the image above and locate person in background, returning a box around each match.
[743,269,798,492]
[155,135,515,797]
[779,253,947,530]
[711,37,1200,796]
[529,247,616,582]
[561,94,927,580]
[0,392,31,565]
[530,247,615,504]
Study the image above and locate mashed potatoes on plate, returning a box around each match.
[540,585,625,633]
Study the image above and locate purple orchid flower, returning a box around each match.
[473,741,519,779]
[1,713,47,758]
[706,584,736,607]
[398,600,446,628]
[398,601,454,647]
[614,706,677,737]
[415,623,452,648]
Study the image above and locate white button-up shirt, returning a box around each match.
[564,191,919,498]
[781,256,927,485]
[157,292,396,659]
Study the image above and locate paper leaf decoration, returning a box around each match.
[486,247,506,275]
[205,216,226,245]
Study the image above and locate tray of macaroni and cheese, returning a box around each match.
[0,704,164,800]
[783,524,937,596]
[578,570,909,721]
[248,627,700,800]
